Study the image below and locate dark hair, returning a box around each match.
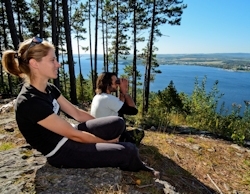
[96,72,117,94]
[2,38,54,82]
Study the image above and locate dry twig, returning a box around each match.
[207,174,223,194]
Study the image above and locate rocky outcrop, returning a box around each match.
[0,145,127,194]
[0,100,178,194]
[0,145,45,194]
[0,98,16,114]
[0,145,179,194]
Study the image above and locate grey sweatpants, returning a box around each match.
[47,116,151,172]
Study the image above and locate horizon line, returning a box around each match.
[72,52,250,55]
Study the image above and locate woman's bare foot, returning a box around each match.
[153,170,160,179]
[143,163,160,179]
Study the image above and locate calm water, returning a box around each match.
[62,57,250,111]
[149,65,250,111]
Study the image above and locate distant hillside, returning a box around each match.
[78,53,250,60]
[157,53,250,59]
[77,53,250,71]
[78,53,250,58]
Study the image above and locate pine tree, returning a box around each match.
[158,80,183,113]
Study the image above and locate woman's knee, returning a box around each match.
[104,116,125,134]
[114,116,125,131]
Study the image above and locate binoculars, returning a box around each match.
[115,79,120,84]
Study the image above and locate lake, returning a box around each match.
[62,56,250,112]
[149,65,250,111]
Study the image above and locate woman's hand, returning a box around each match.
[107,136,120,143]
[119,78,129,94]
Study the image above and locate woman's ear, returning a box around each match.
[29,59,39,69]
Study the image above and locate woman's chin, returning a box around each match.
[51,75,58,79]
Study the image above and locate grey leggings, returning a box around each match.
[47,116,151,172]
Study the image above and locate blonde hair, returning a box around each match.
[1,38,55,82]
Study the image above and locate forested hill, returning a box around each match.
[155,53,250,70]
[86,53,250,71]
[107,53,250,70]
[157,53,250,58]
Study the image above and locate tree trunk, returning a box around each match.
[77,32,84,101]
[88,0,94,96]
[16,5,23,42]
[39,0,44,37]
[100,0,107,72]
[115,0,119,75]
[105,13,109,71]
[144,0,156,113]
[94,0,99,93]
[62,0,77,104]
[52,0,60,88]
[132,0,137,103]
[3,0,19,49]
[3,0,19,95]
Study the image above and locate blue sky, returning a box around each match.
[72,0,250,54]
[156,0,250,54]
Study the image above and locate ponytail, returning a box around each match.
[2,50,30,80]
[2,50,21,77]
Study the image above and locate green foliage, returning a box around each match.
[0,74,10,94]
[132,91,160,128]
[0,142,15,151]
[146,94,169,128]
[182,76,249,144]
[122,64,142,85]
[185,76,223,132]
[0,72,22,96]
[157,80,184,113]
[59,68,70,100]
[136,81,186,129]
[132,76,250,146]
[76,74,93,103]
[229,103,250,144]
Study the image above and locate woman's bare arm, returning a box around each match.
[57,95,94,122]
[38,113,119,143]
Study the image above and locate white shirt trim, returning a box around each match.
[45,137,68,158]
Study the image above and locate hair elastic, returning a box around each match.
[14,52,18,59]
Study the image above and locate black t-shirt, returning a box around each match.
[15,83,62,155]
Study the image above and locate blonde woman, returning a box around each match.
[2,37,159,176]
